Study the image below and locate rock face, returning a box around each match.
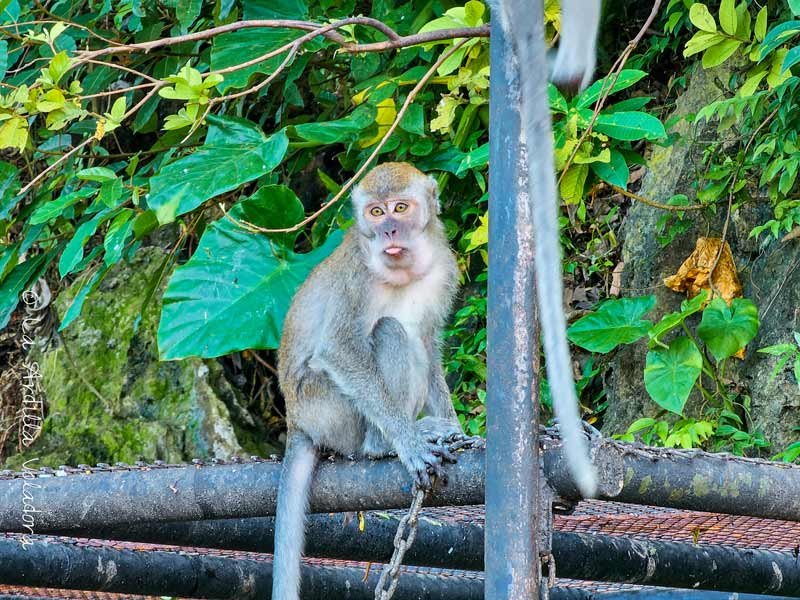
[3,246,275,470]
[605,64,800,452]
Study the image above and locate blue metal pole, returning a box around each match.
[485,8,544,599]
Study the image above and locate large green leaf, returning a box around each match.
[30,187,96,224]
[567,295,656,353]
[238,184,305,247]
[594,112,666,141]
[59,265,110,331]
[697,297,760,361]
[157,203,343,359]
[644,336,703,415]
[210,0,309,92]
[147,116,289,224]
[0,251,54,329]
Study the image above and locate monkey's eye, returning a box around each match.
[394,202,408,214]
[369,206,384,217]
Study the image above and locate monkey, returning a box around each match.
[273,162,465,600]
[493,0,602,498]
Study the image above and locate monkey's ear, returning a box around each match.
[426,175,441,214]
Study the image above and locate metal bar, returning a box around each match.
[2,535,799,600]
[610,446,800,522]
[485,8,543,600]
[0,451,484,531]
[0,537,482,600]
[5,441,800,531]
[61,514,800,597]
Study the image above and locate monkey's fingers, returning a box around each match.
[431,445,458,464]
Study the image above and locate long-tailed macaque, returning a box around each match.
[274,162,464,600]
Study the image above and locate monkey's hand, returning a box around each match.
[416,416,465,444]
[396,432,457,491]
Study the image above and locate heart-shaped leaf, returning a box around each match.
[644,336,703,415]
[567,295,656,353]
[157,198,342,359]
[697,297,760,361]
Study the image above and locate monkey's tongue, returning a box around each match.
[385,247,404,256]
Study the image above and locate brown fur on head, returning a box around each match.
[351,162,445,286]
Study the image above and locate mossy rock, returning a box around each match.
[3,246,275,469]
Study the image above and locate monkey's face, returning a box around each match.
[360,197,430,271]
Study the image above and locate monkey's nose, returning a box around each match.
[384,229,397,239]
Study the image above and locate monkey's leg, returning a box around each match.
[361,317,456,487]
[418,344,465,442]
[273,430,318,600]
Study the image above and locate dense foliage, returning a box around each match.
[1,0,799,458]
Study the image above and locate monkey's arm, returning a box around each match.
[312,317,455,488]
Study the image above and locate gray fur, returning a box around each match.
[273,163,463,600]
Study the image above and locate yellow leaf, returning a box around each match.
[94,118,105,140]
[358,511,366,532]
[559,164,588,205]
[466,212,488,251]
[0,117,28,151]
[358,97,396,148]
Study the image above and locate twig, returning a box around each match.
[232,38,470,235]
[82,58,162,83]
[18,137,94,197]
[73,17,487,62]
[558,0,663,187]
[212,43,299,103]
[609,184,705,211]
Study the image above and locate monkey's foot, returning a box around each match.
[397,433,457,491]
[416,416,465,445]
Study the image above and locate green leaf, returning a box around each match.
[626,417,657,434]
[0,40,7,81]
[594,111,666,141]
[576,69,647,109]
[689,3,717,32]
[684,31,726,57]
[59,265,110,330]
[702,38,741,68]
[176,0,202,31]
[103,209,134,266]
[567,295,656,353]
[791,0,800,16]
[29,188,96,224]
[399,103,425,136]
[292,105,376,144]
[0,160,20,220]
[559,163,588,205]
[0,251,53,329]
[157,216,343,360]
[781,46,800,73]
[211,19,308,92]
[0,243,18,282]
[58,210,112,278]
[590,149,629,188]
[758,343,797,356]
[644,336,703,415]
[549,83,568,113]
[697,297,760,361]
[648,291,707,347]
[147,116,289,224]
[755,7,768,42]
[238,184,305,247]
[758,21,800,61]
[77,166,117,182]
[719,0,737,35]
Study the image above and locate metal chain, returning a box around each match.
[374,484,426,600]
[373,435,484,600]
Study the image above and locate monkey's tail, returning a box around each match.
[272,430,318,600]
[501,0,599,498]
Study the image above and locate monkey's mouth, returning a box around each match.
[384,246,406,257]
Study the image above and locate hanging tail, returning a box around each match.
[272,431,318,600]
